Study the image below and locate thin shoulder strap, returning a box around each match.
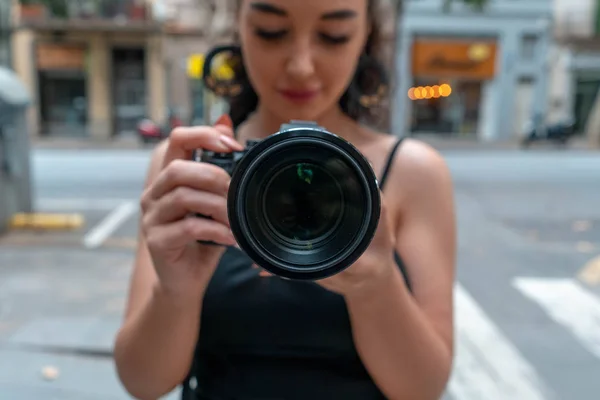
[379,137,404,191]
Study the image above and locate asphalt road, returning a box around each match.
[0,146,599,400]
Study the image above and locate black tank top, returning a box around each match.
[182,139,409,400]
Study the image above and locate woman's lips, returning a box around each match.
[279,89,319,103]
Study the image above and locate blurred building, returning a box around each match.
[393,0,552,141]
[158,0,236,126]
[551,0,600,136]
[10,0,166,139]
[8,0,399,140]
[0,0,10,66]
[8,0,232,139]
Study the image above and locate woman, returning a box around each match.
[114,0,456,399]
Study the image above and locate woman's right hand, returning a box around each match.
[139,114,244,301]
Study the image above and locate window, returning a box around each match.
[520,34,538,60]
[0,0,10,67]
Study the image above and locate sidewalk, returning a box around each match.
[31,134,595,152]
[31,135,149,151]
[0,240,179,399]
[413,134,593,151]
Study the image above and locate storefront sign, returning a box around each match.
[412,39,497,80]
[36,43,86,70]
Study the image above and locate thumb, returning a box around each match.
[214,114,234,137]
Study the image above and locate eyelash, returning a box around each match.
[254,29,350,45]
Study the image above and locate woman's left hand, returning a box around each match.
[315,194,398,298]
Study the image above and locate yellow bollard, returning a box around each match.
[9,213,85,230]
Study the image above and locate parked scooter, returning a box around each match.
[136,109,183,144]
[520,115,576,148]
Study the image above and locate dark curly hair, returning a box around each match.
[223,0,390,129]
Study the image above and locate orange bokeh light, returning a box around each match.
[407,83,452,100]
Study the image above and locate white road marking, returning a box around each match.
[513,277,600,359]
[82,201,138,249]
[36,198,137,211]
[448,284,552,400]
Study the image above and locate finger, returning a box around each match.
[151,159,230,200]
[147,186,229,226]
[251,263,274,277]
[146,216,236,251]
[163,125,244,166]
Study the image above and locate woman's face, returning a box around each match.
[238,0,371,122]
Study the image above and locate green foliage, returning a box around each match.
[443,0,488,13]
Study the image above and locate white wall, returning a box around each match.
[546,45,573,123]
[553,0,596,39]
[513,79,534,137]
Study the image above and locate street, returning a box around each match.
[1,146,599,400]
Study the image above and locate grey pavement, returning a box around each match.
[0,145,599,399]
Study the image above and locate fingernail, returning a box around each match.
[219,134,243,150]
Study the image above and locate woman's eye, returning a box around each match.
[255,29,288,41]
[320,34,350,45]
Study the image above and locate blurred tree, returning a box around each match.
[443,0,487,12]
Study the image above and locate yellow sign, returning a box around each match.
[187,53,235,81]
[412,39,497,80]
[187,54,205,79]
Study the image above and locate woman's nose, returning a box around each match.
[285,40,316,80]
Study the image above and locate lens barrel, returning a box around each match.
[228,126,380,280]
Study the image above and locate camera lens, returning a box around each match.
[228,127,380,280]
[262,163,343,244]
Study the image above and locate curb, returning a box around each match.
[9,213,85,230]
[31,137,153,150]
[29,135,596,152]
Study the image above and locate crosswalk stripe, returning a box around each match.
[513,277,600,359]
[448,284,553,400]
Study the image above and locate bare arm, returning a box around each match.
[344,141,456,400]
[113,141,203,400]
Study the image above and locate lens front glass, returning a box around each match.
[263,163,343,244]
[240,140,374,272]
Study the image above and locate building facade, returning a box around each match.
[9,0,242,139]
[393,0,553,141]
[11,0,168,139]
[551,0,600,138]
[10,0,399,140]
[158,0,237,126]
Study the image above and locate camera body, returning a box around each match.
[199,120,381,281]
[199,121,318,176]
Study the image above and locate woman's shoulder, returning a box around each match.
[373,131,453,196]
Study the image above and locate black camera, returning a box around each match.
[199,120,381,281]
